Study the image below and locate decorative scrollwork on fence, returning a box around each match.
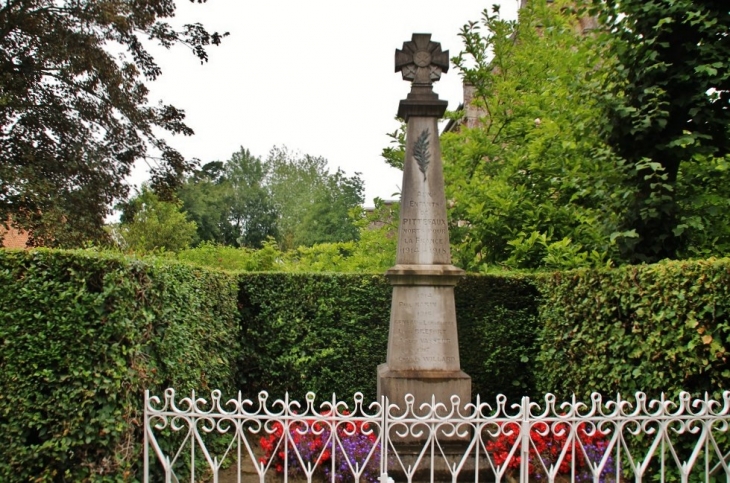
[144,390,730,483]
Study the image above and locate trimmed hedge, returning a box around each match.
[6,250,730,481]
[236,273,540,402]
[456,274,540,400]
[0,250,541,481]
[537,258,730,399]
[0,250,240,482]
[237,273,391,400]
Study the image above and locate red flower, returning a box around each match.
[485,421,608,477]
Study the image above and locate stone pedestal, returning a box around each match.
[378,33,471,415]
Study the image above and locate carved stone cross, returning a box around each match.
[395,33,449,86]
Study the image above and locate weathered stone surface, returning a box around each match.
[394,116,451,266]
[378,34,471,415]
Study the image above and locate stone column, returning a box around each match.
[377,34,471,413]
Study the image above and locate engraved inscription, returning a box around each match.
[402,218,446,226]
[399,247,449,255]
[389,286,459,369]
[394,319,445,326]
[422,356,455,363]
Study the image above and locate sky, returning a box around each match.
[140,0,520,206]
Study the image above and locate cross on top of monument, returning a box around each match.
[395,33,449,86]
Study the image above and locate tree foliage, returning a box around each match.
[266,147,364,250]
[178,150,278,249]
[0,0,226,247]
[592,0,730,262]
[173,198,398,273]
[115,185,197,253]
[442,0,629,271]
[177,161,239,246]
[177,146,364,251]
[226,149,280,247]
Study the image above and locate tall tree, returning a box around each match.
[177,161,238,245]
[115,185,197,253]
[0,0,226,247]
[296,168,364,247]
[266,147,364,250]
[225,148,278,248]
[178,149,278,248]
[593,0,730,261]
[442,0,628,270]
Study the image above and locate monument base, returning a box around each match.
[384,443,495,483]
[378,365,480,482]
[377,363,471,414]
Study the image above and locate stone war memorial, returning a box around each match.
[377,33,471,413]
[140,31,730,483]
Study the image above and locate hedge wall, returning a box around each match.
[456,274,540,400]
[0,250,540,481]
[6,249,730,481]
[537,258,730,399]
[237,273,390,400]
[236,272,539,402]
[0,250,240,482]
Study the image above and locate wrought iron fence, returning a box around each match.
[144,389,730,483]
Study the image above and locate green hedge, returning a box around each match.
[7,249,730,481]
[235,272,540,402]
[237,273,390,400]
[456,274,540,400]
[536,258,730,399]
[0,250,240,482]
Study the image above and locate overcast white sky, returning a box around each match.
[141,1,520,205]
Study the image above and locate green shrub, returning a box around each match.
[6,248,730,481]
[235,271,541,402]
[536,258,730,399]
[455,274,541,401]
[0,249,239,482]
[237,273,391,401]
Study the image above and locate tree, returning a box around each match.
[177,161,239,245]
[178,149,278,248]
[115,185,197,252]
[266,147,364,250]
[179,146,363,250]
[0,0,227,247]
[225,148,278,248]
[442,0,629,270]
[591,0,730,262]
[295,168,364,247]
[175,199,399,273]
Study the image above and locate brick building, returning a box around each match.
[0,223,30,249]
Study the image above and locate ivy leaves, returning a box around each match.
[537,259,730,400]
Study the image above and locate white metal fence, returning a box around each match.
[144,389,730,483]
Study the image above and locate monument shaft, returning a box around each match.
[395,116,450,266]
[377,34,471,411]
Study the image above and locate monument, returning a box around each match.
[377,33,471,412]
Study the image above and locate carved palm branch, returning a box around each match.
[414,129,431,182]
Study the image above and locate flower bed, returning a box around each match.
[259,411,381,483]
[486,421,614,482]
